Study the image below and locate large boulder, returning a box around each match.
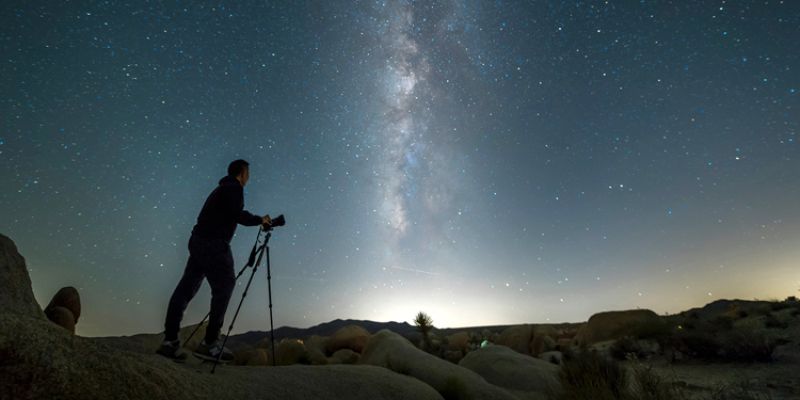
[574,309,662,346]
[459,345,559,399]
[45,306,77,334]
[360,329,517,400]
[496,325,558,356]
[496,325,534,354]
[0,233,44,318]
[46,286,81,321]
[45,286,81,333]
[327,325,370,354]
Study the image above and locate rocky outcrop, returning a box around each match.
[45,286,81,333]
[459,345,559,399]
[0,234,446,400]
[360,330,518,400]
[495,325,559,356]
[574,309,662,346]
[496,325,534,354]
[0,233,44,318]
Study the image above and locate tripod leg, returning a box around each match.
[266,245,276,366]
[211,246,265,373]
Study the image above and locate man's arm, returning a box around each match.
[222,183,264,226]
[237,209,264,226]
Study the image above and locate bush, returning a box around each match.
[718,325,777,362]
[763,313,788,329]
[610,336,644,361]
[555,350,627,400]
[551,351,682,400]
[675,330,721,360]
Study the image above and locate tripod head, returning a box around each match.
[262,214,286,231]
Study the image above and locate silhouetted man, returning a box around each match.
[157,159,270,362]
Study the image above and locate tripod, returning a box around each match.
[184,225,278,372]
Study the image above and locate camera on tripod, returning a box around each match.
[263,214,286,230]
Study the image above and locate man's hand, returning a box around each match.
[262,215,272,226]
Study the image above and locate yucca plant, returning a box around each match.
[414,311,434,351]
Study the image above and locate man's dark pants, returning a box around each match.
[164,234,235,344]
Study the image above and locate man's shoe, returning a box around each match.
[156,339,188,362]
[193,339,234,363]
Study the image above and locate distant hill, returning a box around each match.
[228,318,419,348]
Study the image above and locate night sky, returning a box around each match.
[2,1,799,337]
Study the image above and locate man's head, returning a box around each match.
[228,159,250,186]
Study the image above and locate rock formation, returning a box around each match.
[459,345,559,399]
[0,234,446,400]
[45,286,81,333]
[574,309,662,346]
[360,330,518,400]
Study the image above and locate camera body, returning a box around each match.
[263,214,286,230]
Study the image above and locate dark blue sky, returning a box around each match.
[2,1,799,336]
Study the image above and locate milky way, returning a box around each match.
[1,1,799,336]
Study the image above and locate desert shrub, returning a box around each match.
[704,381,773,400]
[551,351,684,400]
[629,363,683,400]
[630,318,671,341]
[737,309,749,318]
[676,330,721,360]
[770,302,793,312]
[718,325,777,362]
[554,350,627,400]
[610,336,644,361]
[710,315,734,330]
[763,313,788,329]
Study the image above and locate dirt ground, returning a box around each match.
[644,359,800,399]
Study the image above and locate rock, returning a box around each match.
[574,309,662,346]
[538,351,563,365]
[459,345,559,399]
[360,329,517,400]
[45,306,76,333]
[496,325,534,355]
[327,325,370,354]
[0,233,44,318]
[0,234,446,400]
[276,338,309,365]
[46,286,81,322]
[446,332,470,353]
[0,314,445,400]
[443,350,464,364]
[556,338,573,351]
[531,329,557,355]
[329,349,360,364]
